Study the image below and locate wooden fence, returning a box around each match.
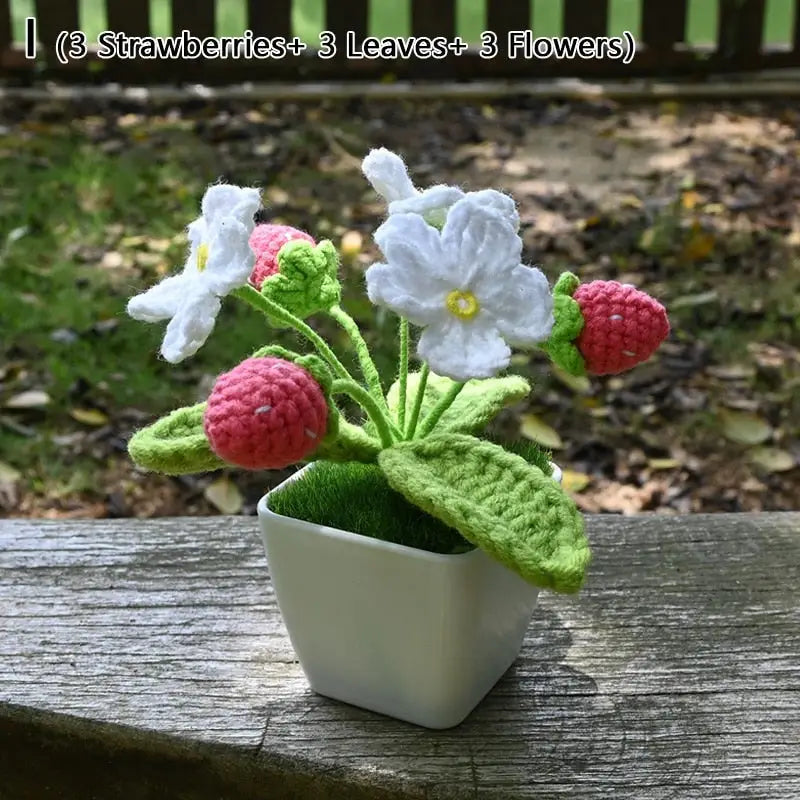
[1,0,799,83]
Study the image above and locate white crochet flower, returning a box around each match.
[362,148,519,230]
[366,196,554,381]
[127,184,261,363]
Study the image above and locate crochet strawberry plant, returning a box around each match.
[127,149,669,595]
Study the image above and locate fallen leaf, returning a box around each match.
[561,469,591,492]
[648,458,681,470]
[681,190,701,210]
[340,230,363,258]
[101,251,124,269]
[0,460,22,510]
[681,225,715,262]
[520,413,563,450]
[4,390,51,409]
[70,408,110,426]
[719,409,772,445]
[749,447,795,473]
[671,290,719,309]
[551,364,592,394]
[204,476,243,514]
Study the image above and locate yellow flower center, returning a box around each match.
[445,289,480,320]
[196,243,209,272]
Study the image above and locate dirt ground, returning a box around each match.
[1,93,799,517]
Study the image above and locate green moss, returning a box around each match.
[267,438,553,555]
[268,461,473,554]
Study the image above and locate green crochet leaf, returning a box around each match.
[542,271,586,377]
[250,344,333,394]
[378,434,591,593]
[260,239,341,321]
[128,403,226,475]
[385,372,530,436]
[309,419,382,464]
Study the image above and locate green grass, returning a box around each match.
[268,461,474,554]
[267,439,552,554]
[0,126,278,485]
[9,0,798,47]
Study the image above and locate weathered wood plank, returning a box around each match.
[1,513,799,799]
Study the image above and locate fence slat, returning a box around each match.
[34,0,79,49]
[412,0,456,37]
[641,0,687,53]
[248,0,292,38]
[172,0,215,38]
[563,0,607,37]
[794,0,800,53]
[487,0,530,34]
[106,0,150,38]
[0,0,11,53]
[325,0,368,45]
[718,0,765,59]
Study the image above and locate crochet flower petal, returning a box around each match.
[374,212,448,278]
[442,197,521,285]
[127,272,191,323]
[202,217,256,295]
[479,264,555,347]
[201,184,261,226]
[362,147,417,203]
[388,185,465,217]
[417,316,511,381]
[160,290,221,363]
[466,189,520,230]
[187,217,207,249]
[365,262,447,326]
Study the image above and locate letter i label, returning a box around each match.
[25,17,37,59]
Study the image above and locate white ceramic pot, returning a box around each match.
[257,464,560,729]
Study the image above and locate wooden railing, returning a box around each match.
[1,0,799,83]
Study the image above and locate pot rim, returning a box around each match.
[258,460,562,565]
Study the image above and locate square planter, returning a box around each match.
[257,465,556,729]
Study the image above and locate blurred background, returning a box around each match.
[1,0,798,517]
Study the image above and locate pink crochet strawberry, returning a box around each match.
[249,224,315,289]
[204,357,329,469]
[544,273,669,376]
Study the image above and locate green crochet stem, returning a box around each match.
[331,379,397,449]
[404,362,430,440]
[234,286,353,384]
[415,379,465,439]
[327,304,390,417]
[397,318,409,434]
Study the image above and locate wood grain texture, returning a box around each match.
[1,513,799,799]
